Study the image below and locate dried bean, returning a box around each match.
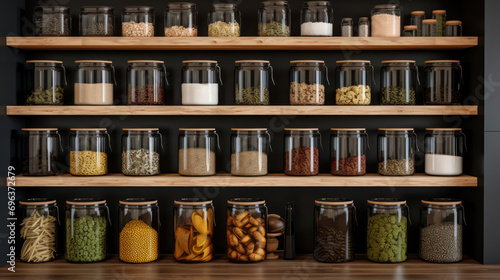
[122,21,154,37]
[285,146,319,176]
[314,216,353,263]
[165,26,198,37]
[378,159,415,176]
[331,155,366,176]
[128,85,165,105]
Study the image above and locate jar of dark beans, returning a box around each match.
[380,60,419,105]
[21,128,62,176]
[424,60,463,105]
[127,60,167,105]
[284,128,320,176]
[330,128,368,176]
[80,6,114,36]
[34,6,71,36]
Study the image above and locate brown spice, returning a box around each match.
[285,146,319,176]
[331,155,366,176]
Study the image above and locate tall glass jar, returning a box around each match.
[122,128,162,176]
[66,198,109,263]
[371,4,400,37]
[21,128,61,176]
[122,6,155,37]
[330,128,367,176]
[420,198,464,263]
[425,128,465,176]
[69,128,110,176]
[80,6,114,36]
[358,17,370,37]
[34,6,71,36]
[231,128,270,176]
[208,3,241,37]
[235,60,273,105]
[336,60,373,105]
[173,198,214,263]
[284,128,320,176]
[410,11,425,36]
[446,21,462,37]
[74,60,115,105]
[119,198,160,263]
[432,10,447,36]
[380,60,419,105]
[164,2,198,37]
[127,60,166,105]
[378,128,417,176]
[26,60,66,105]
[367,198,409,263]
[226,198,267,263]
[182,60,222,105]
[341,18,353,37]
[422,19,438,37]
[300,1,333,37]
[314,198,355,263]
[424,60,463,105]
[289,60,328,105]
[403,25,418,37]
[258,1,291,37]
[178,128,218,176]
[19,198,59,263]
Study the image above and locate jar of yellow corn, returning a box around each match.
[69,128,110,176]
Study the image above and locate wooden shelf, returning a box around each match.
[6,36,479,50]
[15,173,478,187]
[5,105,479,116]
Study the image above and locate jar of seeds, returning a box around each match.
[231,128,271,176]
[69,128,110,176]
[377,128,417,176]
[34,6,71,36]
[122,128,162,176]
[178,128,219,176]
[432,10,447,36]
[336,60,374,105]
[235,60,274,105]
[122,6,155,37]
[289,60,328,105]
[258,0,291,37]
[380,60,419,105]
[80,6,114,36]
[208,3,241,37]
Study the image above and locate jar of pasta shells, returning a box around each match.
[336,60,373,105]
[69,128,110,176]
[289,60,328,105]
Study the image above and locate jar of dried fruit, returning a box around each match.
[424,60,463,105]
[122,128,163,176]
[330,128,368,176]
[127,60,167,105]
[22,128,62,176]
[284,128,320,176]
[165,2,198,37]
[231,128,271,176]
[69,128,110,176]
[377,128,417,176]
[122,6,155,37]
[25,60,66,105]
[208,3,241,37]
[336,60,374,105]
[380,60,419,105]
[258,0,291,37]
[178,128,219,176]
[235,60,274,105]
[289,60,329,105]
[34,6,71,36]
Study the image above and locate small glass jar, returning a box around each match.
[341,18,353,37]
[432,10,447,36]
[446,21,462,37]
[258,1,291,37]
[127,60,166,105]
[119,198,160,263]
[289,60,328,105]
[330,128,367,176]
[231,128,270,176]
[420,198,464,263]
[74,60,115,105]
[378,128,417,176]
[164,2,198,37]
[69,128,110,176]
[173,198,214,263]
[80,6,114,36]
[381,60,419,105]
[21,128,61,176]
[422,19,438,37]
[19,198,59,263]
[208,3,241,37]
[403,25,418,37]
[425,128,465,176]
[300,1,333,37]
[122,6,155,37]
[284,128,320,176]
[314,198,355,263]
[182,60,222,105]
[66,198,109,263]
[178,128,219,176]
[226,198,268,263]
[410,11,425,36]
[122,128,162,176]
[424,60,463,105]
[367,198,409,263]
[358,17,370,37]
[336,60,373,105]
[235,60,273,105]
[26,60,66,105]
[34,6,71,36]
[371,4,400,37]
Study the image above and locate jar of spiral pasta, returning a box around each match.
[69,128,110,176]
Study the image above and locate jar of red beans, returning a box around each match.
[330,128,368,176]
[284,128,320,176]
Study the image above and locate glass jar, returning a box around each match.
[425,128,465,176]
[164,2,198,37]
[380,60,419,105]
[119,198,160,263]
[127,60,166,105]
[182,60,222,105]
[122,6,155,37]
[314,198,355,263]
[367,198,409,263]
[74,60,115,105]
[422,19,438,37]
[284,128,320,176]
[25,60,66,105]
[66,198,109,263]
[424,60,463,105]
[173,198,214,263]
[403,25,418,37]
[19,198,59,263]
[34,6,71,36]
[258,1,291,37]
[420,198,464,263]
[330,128,368,176]
[69,128,110,176]
[358,17,370,37]
[122,128,162,176]
[178,128,219,176]
[226,198,267,263]
[21,128,61,176]
[446,21,462,37]
[336,60,373,105]
[208,3,241,37]
[80,6,114,36]
[235,60,273,105]
[371,4,400,37]
[341,18,353,37]
[410,11,425,36]
[300,1,333,37]
[289,60,328,105]
[378,128,417,176]
[231,128,270,176]
[432,10,447,36]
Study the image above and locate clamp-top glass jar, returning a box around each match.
[378,128,417,176]
[258,1,291,37]
[22,128,61,176]
[289,60,328,105]
[122,6,155,37]
[235,60,273,105]
[300,1,333,36]
[182,60,222,105]
[231,128,270,176]
[284,128,320,176]
[26,60,66,105]
[380,60,419,105]
[164,2,198,37]
[127,60,166,105]
[424,60,463,105]
[425,128,465,176]
[122,128,162,176]
[80,6,114,36]
[69,128,110,176]
[74,60,115,105]
[208,3,241,37]
[336,60,373,105]
[178,128,219,176]
[330,128,368,176]
[371,4,400,37]
[34,6,71,36]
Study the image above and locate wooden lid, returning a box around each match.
[422,198,462,206]
[382,60,416,64]
[179,128,216,131]
[124,6,154,10]
[426,128,462,131]
[422,19,437,24]
[81,6,114,10]
[425,60,460,64]
[127,60,164,64]
[67,198,106,205]
[331,128,365,131]
[119,198,158,205]
[26,60,63,64]
[183,60,217,64]
[290,60,324,63]
[123,128,159,131]
[315,198,354,206]
[20,198,56,206]
[336,60,371,64]
[231,128,268,131]
[378,128,414,131]
[70,128,107,131]
[404,25,418,31]
[174,198,213,205]
[432,10,447,15]
[446,20,462,26]
[22,128,58,131]
[411,11,425,16]
[284,128,319,131]
[235,60,270,64]
[368,198,406,205]
[228,198,266,205]
[75,60,112,64]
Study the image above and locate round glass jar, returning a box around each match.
[425,128,465,176]
[226,198,268,263]
[231,128,270,176]
[122,128,162,176]
[258,0,291,37]
[178,128,219,176]
[284,128,320,176]
[74,60,115,105]
[25,60,66,105]
[80,6,114,36]
[69,128,110,176]
[336,60,373,105]
[34,6,71,36]
[208,3,241,37]
[173,198,214,263]
[330,128,368,176]
[122,6,155,37]
[432,10,447,36]
[341,18,353,37]
[378,128,417,176]
[358,17,370,37]
[300,1,333,36]
[289,60,328,105]
[371,4,401,37]
[424,60,463,105]
[235,60,273,105]
[410,11,425,36]
[422,19,438,37]
[403,25,418,37]
[380,60,419,105]
[446,21,462,37]
[127,60,166,105]
[164,2,198,37]
[21,128,61,176]
[182,60,222,105]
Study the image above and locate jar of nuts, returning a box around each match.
[122,6,155,37]
[226,198,267,263]
[289,60,329,105]
[69,128,110,176]
[164,2,198,37]
[336,60,374,105]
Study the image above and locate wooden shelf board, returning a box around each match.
[6,36,479,50]
[16,173,478,187]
